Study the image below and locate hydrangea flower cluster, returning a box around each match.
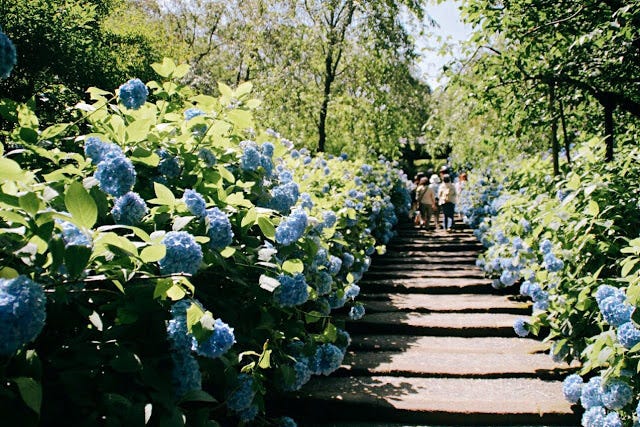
[205,207,234,250]
[111,192,148,225]
[184,108,207,135]
[85,138,137,197]
[596,285,633,327]
[349,303,365,320]
[269,181,300,214]
[198,148,217,167]
[310,343,344,376]
[0,276,47,356]
[283,358,312,391]
[0,29,16,79]
[57,220,92,247]
[193,318,235,359]
[157,149,181,179]
[563,373,632,427]
[166,300,202,397]
[274,273,309,307]
[84,137,123,164]
[513,318,529,337]
[183,189,207,217]
[159,231,203,275]
[118,78,148,110]
[275,208,307,246]
[227,374,256,412]
[616,321,640,349]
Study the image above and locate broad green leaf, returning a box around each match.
[140,245,166,263]
[217,165,236,183]
[587,200,600,217]
[0,157,30,182]
[235,81,253,97]
[220,247,236,258]
[257,217,275,240]
[153,182,176,205]
[179,390,217,403]
[88,311,103,331]
[153,279,173,300]
[151,58,176,78]
[166,284,186,301]
[227,109,254,130]
[218,82,233,98]
[241,208,257,228]
[0,266,19,278]
[173,64,190,79]
[258,349,272,369]
[186,302,205,330]
[65,182,97,228]
[64,245,92,278]
[19,192,41,216]
[13,377,42,415]
[40,123,69,140]
[282,259,304,274]
[126,119,153,142]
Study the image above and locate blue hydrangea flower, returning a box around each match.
[519,280,534,297]
[159,231,203,275]
[519,218,531,232]
[279,417,297,427]
[118,78,148,110]
[240,141,261,171]
[345,284,360,300]
[84,137,123,164]
[166,300,202,397]
[183,189,206,217]
[58,220,92,247]
[596,285,620,305]
[544,253,564,272]
[157,149,181,179]
[205,207,234,250]
[270,181,300,214]
[582,406,606,427]
[275,208,307,246]
[111,192,148,225]
[617,322,640,349]
[198,148,217,167]
[310,343,344,376]
[599,294,632,327]
[0,276,47,356]
[0,30,17,79]
[284,358,312,391]
[603,412,622,427]
[300,193,313,209]
[513,318,529,337]
[512,237,524,251]
[540,239,553,254]
[500,269,518,287]
[316,272,332,296]
[95,153,136,196]
[193,318,235,359]
[562,374,584,404]
[349,304,365,320]
[184,108,204,121]
[361,164,372,175]
[274,273,309,307]
[328,291,347,309]
[323,211,337,228]
[581,377,604,409]
[261,142,274,157]
[601,379,632,410]
[342,253,355,269]
[237,403,259,422]
[327,256,342,275]
[227,374,255,411]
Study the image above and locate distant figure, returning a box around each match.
[415,177,436,229]
[438,174,457,232]
[428,174,441,229]
[455,172,467,220]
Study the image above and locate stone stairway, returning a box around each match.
[276,224,580,426]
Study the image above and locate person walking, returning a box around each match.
[438,174,457,232]
[455,172,467,221]
[428,174,441,229]
[415,177,436,229]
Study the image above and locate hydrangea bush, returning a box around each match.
[0,56,411,426]
[459,138,640,426]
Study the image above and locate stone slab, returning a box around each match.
[361,293,529,314]
[292,376,577,424]
[349,335,547,353]
[358,277,494,295]
[364,270,486,280]
[347,312,521,336]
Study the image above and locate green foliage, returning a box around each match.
[0,59,411,426]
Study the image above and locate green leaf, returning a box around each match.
[153,279,173,300]
[126,119,153,142]
[0,157,30,182]
[40,123,70,140]
[186,302,205,330]
[65,182,97,228]
[19,192,41,216]
[0,266,19,279]
[140,245,166,263]
[282,259,304,274]
[110,352,142,373]
[13,377,42,415]
[64,245,92,278]
[322,323,337,343]
[179,390,217,403]
[587,200,600,217]
[305,311,324,324]
[166,284,186,301]
[219,247,236,258]
[131,147,160,167]
[258,349,272,369]
[227,109,254,130]
[241,208,257,228]
[173,64,191,79]
[153,182,176,206]
[151,58,176,78]
[257,217,275,240]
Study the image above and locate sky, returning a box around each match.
[416,0,474,89]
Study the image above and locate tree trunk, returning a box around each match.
[604,101,614,162]
[558,96,572,164]
[317,49,334,153]
[549,81,560,175]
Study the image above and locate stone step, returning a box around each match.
[358,277,498,295]
[360,294,529,314]
[339,346,573,379]
[364,270,486,280]
[372,255,478,265]
[369,263,480,271]
[285,376,578,426]
[346,312,522,337]
[348,335,547,352]
[382,250,482,257]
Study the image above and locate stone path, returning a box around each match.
[278,224,579,426]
